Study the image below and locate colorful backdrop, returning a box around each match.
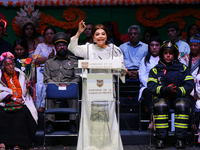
[0,2,200,44]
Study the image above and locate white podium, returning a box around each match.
[77,59,124,150]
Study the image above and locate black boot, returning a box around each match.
[156,139,165,149]
[175,138,185,149]
[45,121,54,133]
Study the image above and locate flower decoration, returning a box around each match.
[12,7,86,36]
[1,0,200,7]
[120,33,129,43]
[0,52,14,62]
[21,58,32,67]
[136,6,200,30]
[111,22,121,39]
[0,12,8,35]
[37,7,86,34]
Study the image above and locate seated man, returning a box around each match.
[119,25,148,79]
[147,41,194,149]
[43,32,80,133]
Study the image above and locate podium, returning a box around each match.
[77,59,124,150]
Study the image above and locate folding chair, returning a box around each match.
[43,82,79,147]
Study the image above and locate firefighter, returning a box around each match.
[147,40,194,149]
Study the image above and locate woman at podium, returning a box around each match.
[68,20,126,150]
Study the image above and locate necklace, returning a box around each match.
[4,71,22,98]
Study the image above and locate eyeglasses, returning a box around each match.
[56,43,68,48]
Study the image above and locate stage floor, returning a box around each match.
[33,145,200,150]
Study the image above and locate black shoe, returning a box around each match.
[69,124,77,133]
[45,121,54,133]
[156,139,165,149]
[175,139,185,149]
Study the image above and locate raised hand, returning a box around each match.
[78,20,86,34]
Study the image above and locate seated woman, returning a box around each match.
[33,26,56,113]
[12,38,37,102]
[147,41,194,149]
[139,36,163,130]
[12,38,32,73]
[184,24,200,44]
[188,34,200,143]
[0,52,37,150]
[141,26,159,44]
[21,22,40,58]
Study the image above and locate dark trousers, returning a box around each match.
[153,97,190,139]
[142,88,153,115]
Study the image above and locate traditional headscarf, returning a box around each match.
[190,34,200,44]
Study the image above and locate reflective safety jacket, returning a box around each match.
[147,60,194,100]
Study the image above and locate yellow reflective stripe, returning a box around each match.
[175,114,189,117]
[155,117,168,120]
[154,115,169,117]
[156,86,162,95]
[175,116,189,120]
[152,68,157,75]
[154,96,158,99]
[154,114,168,120]
[155,123,169,128]
[185,75,193,81]
[148,77,158,83]
[175,116,189,119]
[179,87,186,96]
[175,114,188,117]
[175,114,189,120]
[175,122,188,128]
[183,65,187,71]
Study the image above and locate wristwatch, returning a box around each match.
[13,97,17,101]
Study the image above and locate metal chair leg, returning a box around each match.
[43,113,46,148]
[150,112,153,147]
[139,101,141,132]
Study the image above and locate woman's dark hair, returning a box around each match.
[12,38,29,60]
[188,34,200,69]
[21,22,37,50]
[141,26,159,44]
[64,28,76,38]
[186,24,200,44]
[144,36,163,66]
[44,26,56,36]
[91,24,110,45]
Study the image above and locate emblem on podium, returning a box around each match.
[97,80,103,87]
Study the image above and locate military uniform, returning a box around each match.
[43,54,80,122]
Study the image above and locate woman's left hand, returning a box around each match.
[15,98,25,105]
[78,20,86,34]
